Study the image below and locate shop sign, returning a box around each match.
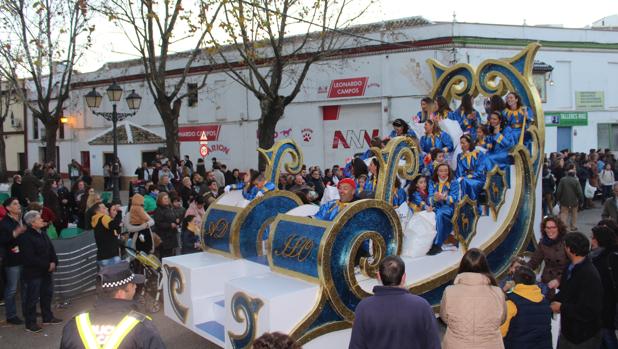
[179,125,221,141]
[328,77,368,98]
[544,111,588,127]
[575,91,604,110]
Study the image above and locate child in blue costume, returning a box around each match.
[407,176,432,213]
[503,92,533,147]
[427,163,459,255]
[452,94,480,141]
[484,111,514,171]
[456,134,486,201]
[388,118,417,139]
[420,120,454,154]
[224,171,276,200]
[391,177,407,208]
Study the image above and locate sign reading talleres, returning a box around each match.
[328,77,368,98]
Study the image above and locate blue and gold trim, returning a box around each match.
[163,264,189,324]
[372,136,419,204]
[484,165,508,221]
[228,292,264,349]
[257,139,303,185]
[451,195,480,252]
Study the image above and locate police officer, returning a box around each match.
[60,262,166,348]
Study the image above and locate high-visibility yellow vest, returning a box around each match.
[75,311,147,349]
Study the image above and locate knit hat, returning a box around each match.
[337,178,357,190]
[98,261,144,289]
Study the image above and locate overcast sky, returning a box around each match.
[79,0,617,72]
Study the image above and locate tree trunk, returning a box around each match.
[157,98,181,162]
[0,122,7,182]
[257,97,285,172]
[44,119,59,165]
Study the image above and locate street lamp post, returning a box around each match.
[85,82,142,204]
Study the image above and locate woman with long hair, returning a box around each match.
[526,216,569,297]
[420,120,454,154]
[415,97,434,123]
[484,111,514,171]
[364,158,379,194]
[427,163,459,255]
[456,135,485,201]
[407,176,432,212]
[434,96,453,121]
[503,92,533,146]
[440,248,506,349]
[453,94,480,140]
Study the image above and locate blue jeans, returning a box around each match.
[97,256,121,268]
[23,274,54,327]
[602,328,618,349]
[4,265,25,320]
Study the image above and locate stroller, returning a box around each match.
[124,242,163,313]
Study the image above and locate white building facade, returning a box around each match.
[26,19,618,181]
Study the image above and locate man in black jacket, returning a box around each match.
[0,197,26,325]
[551,232,603,348]
[19,210,61,332]
[60,262,166,348]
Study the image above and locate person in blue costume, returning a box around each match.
[407,176,432,213]
[420,120,454,154]
[391,178,407,208]
[475,124,489,152]
[363,157,380,196]
[484,111,514,171]
[456,134,486,201]
[413,97,434,124]
[427,163,459,255]
[452,94,480,140]
[358,137,383,161]
[388,118,417,139]
[224,171,275,200]
[503,92,533,146]
[314,178,356,221]
[434,96,453,121]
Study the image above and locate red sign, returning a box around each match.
[200,144,209,157]
[332,129,379,149]
[328,77,368,98]
[179,125,221,142]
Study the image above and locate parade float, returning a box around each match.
[162,43,545,349]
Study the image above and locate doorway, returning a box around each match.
[557,127,572,152]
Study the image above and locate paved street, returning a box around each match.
[0,205,607,348]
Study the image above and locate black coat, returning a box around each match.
[10,183,28,207]
[18,226,58,280]
[154,206,178,250]
[0,214,22,266]
[555,257,603,343]
[21,174,41,203]
[60,298,165,349]
[591,247,618,329]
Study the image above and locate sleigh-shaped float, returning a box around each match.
[162,43,545,348]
